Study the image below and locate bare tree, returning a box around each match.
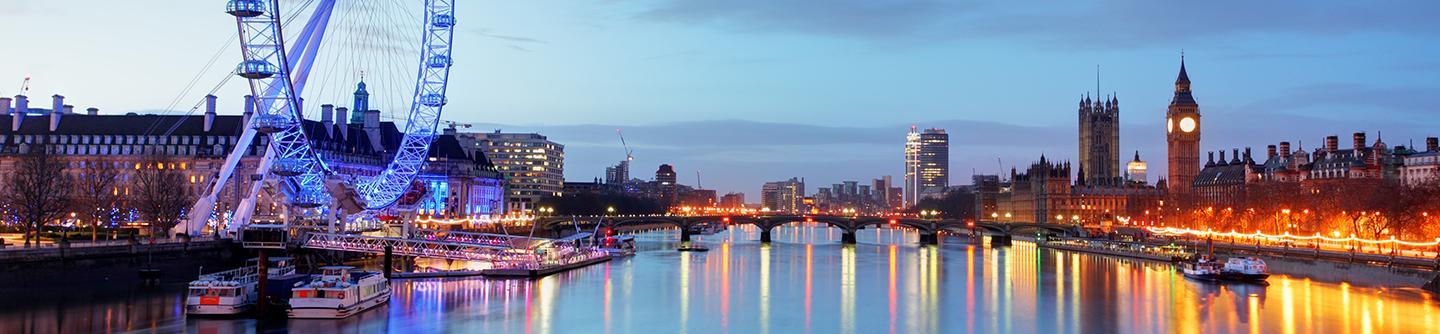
[1,145,72,247]
[133,153,193,238]
[75,159,123,241]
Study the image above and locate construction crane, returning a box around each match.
[19,76,31,94]
[616,128,634,162]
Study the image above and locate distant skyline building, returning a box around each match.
[1078,92,1120,185]
[719,192,746,208]
[656,164,678,205]
[904,126,921,206]
[917,128,950,200]
[470,131,565,212]
[761,177,805,213]
[604,160,629,184]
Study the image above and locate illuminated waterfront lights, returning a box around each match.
[1146,226,1440,247]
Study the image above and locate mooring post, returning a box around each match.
[384,245,394,279]
[257,249,269,315]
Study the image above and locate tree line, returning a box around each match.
[1,145,193,247]
[1182,178,1440,241]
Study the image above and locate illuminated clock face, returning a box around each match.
[1167,118,1174,133]
[1179,117,1197,133]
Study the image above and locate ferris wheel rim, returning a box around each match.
[227,0,456,212]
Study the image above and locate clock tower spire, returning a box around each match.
[1166,54,1201,204]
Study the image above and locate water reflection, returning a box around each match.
[2,225,1439,333]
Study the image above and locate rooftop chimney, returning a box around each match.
[1243,147,1252,163]
[1325,135,1339,154]
[242,95,255,125]
[1207,151,1215,166]
[13,95,27,131]
[1231,148,1241,164]
[1267,145,1277,160]
[203,94,217,132]
[1280,141,1292,159]
[321,104,334,137]
[1219,150,1227,165]
[49,95,64,131]
[1353,132,1366,150]
[335,107,348,138]
[1427,137,1438,152]
[0,97,10,121]
[364,109,381,151]
[86,107,98,115]
[62,105,73,115]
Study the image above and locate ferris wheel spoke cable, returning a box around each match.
[180,0,455,238]
[151,0,319,139]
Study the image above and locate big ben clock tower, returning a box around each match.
[1166,56,1200,198]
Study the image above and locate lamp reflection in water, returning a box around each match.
[839,245,855,334]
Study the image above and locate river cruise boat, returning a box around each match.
[186,257,296,316]
[288,266,391,319]
[601,235,637,258]
[1220,257,1270,282]
[1179,256,1224,281]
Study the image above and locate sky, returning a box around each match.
[2,1,1439,201]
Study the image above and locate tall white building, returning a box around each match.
[761,177,805,213]
[903,126,921,206]
[468,131,565,212]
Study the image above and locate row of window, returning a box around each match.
[2,134,240,146]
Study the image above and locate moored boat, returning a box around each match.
[1179,255,1224,281]
[288,266,391,319]
[186,257,296,316]
[601,235,636,258]
[1221,257,1270,282]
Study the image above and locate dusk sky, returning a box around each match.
[3,1,1439,200]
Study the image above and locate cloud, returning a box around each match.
[1236,83,1440,120]
[469,29,549,44]
[628,0,1440,48]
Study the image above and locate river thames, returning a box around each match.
[3,224,1438,333]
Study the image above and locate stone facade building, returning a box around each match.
[0,90,505,231]
[1078,94,1120,185]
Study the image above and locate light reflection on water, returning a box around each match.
[3,223,1438,333]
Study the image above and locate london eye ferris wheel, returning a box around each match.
[181,0,457,236]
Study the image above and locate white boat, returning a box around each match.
[288,266,391,319]
[601,235,636,258]
[1180,255,1224,281]
[1221,257,1270,282]
[186,257,296,316]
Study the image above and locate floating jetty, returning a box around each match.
[480,249,612,279]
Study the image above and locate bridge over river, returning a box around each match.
[533,214,1082,245]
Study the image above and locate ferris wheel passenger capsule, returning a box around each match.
[291,190,329,208]
[236,60,278,79]
[270,158,308,177]
[251,114,296,134]
[432,14,456,28]
[225,0,266,17]
[420,94,447,107]
[427,55,452,68]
